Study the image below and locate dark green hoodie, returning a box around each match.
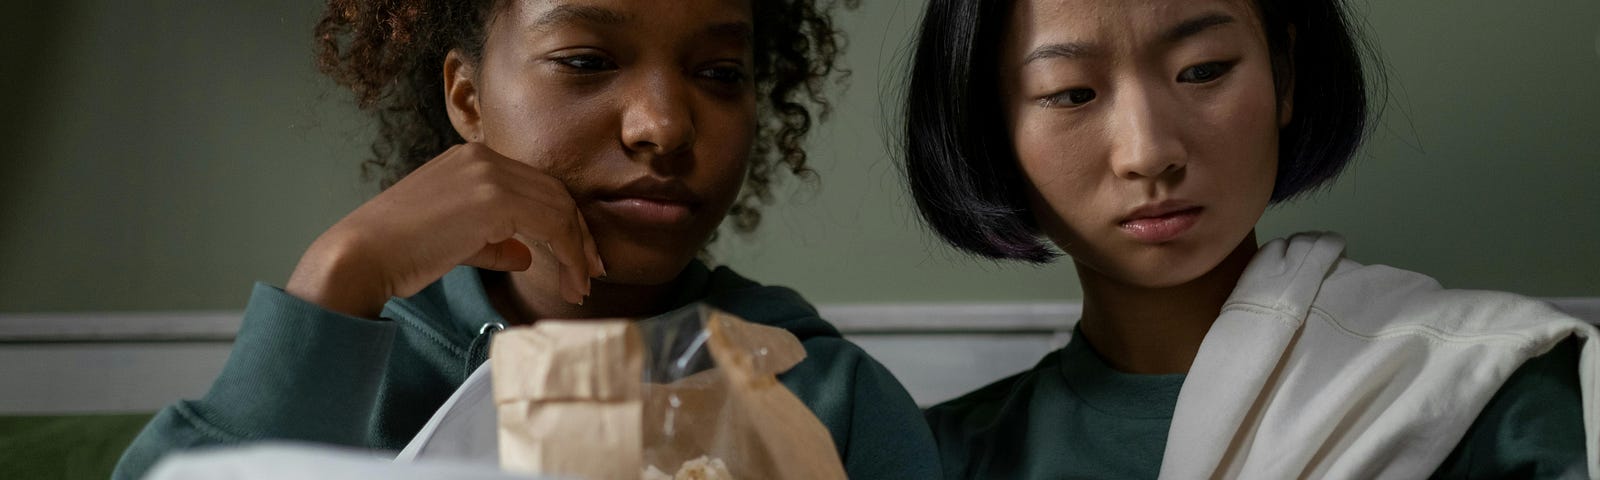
[114,261,940,479]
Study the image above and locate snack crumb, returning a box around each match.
[641,456,732,480]
[641,465,673,480]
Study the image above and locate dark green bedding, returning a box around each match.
[0,414,153,480]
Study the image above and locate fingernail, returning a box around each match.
[577,296,586,307]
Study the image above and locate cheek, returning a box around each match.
[703,101,756,162]
[1014,115,1105,185]
[1198,72,1281,202]
[1011,117,1109,237]
[693,98,757,201]
[478,80,615,175]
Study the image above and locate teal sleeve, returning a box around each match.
[1431,337,1588,479]
[112,283,399,480]
[780,337,943,480]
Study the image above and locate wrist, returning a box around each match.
[286,230,391,319]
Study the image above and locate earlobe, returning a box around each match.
[443,49,483,142]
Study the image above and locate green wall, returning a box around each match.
[2,1,1596,312]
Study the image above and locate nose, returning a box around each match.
[620,72,696,165]
[1108,86,1188,180]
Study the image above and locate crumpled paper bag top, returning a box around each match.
[490,304,845,480]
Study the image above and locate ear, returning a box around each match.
[1277,26,1296,128]
[443,49,484,142]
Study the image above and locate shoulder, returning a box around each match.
[775,329,902,422]
[701,283,942,479]
[783,335,945,479]
[1312,256,1587,342]
[924,351,1057,440]
[698,265,843,339]
[919,353,1058,480]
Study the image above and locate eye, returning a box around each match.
[1040,88,1097,108]
[554,54,617,72]
[1177,61,1235,83]
[697,64,748,85]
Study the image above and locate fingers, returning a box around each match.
[575,212,606,278]
[462,240,534,272]
[557,262,583,306]
[503,198,593,305]
[462,143,602,305]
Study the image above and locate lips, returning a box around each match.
[1118,201,1202,244]
[593,198,694,225]
[589,177,701,227]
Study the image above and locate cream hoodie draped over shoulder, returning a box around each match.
[1160,232,1597,479]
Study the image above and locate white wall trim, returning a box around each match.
[0,311,241,342]
[1,298,1597,413]
[818,303,1081,332]
[1,298,1596,343]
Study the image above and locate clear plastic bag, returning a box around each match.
[490,304,846,480]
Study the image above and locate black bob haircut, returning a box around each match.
[900,0,1374,263]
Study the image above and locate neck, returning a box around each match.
[1075,231,1259,374]
[485,254,682,324]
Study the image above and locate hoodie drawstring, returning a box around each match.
[464,321,506,381]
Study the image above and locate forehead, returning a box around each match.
[1005,0,1261,52]
[501,0,752,34]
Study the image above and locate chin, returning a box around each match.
[593,236,702,286]
[1128,231,1257,289]
[1079,238,1232,289]
[1117,262,1215,289]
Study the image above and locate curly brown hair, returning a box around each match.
[314,0,855,234]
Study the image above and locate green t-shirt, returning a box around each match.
[925,330,1587,479]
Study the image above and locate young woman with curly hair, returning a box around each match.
[114,1,940,478]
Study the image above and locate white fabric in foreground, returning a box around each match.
[146,443,548,480]
[396,362,500,464]
[1159,232,1598,480]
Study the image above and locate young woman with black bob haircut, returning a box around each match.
[903,0,1596,478]
[113,0,942,478]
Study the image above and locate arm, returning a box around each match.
[112,283,398,480]
[117,142,601,479]
[1430,337,1588,479]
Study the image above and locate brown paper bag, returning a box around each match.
[491,305,847,480]
[491,319,643,479]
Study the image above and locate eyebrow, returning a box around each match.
[530,4,629,32]
[1021,12,1239,65]
[1023,42,1102,64]
[1161,12,1236,44]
